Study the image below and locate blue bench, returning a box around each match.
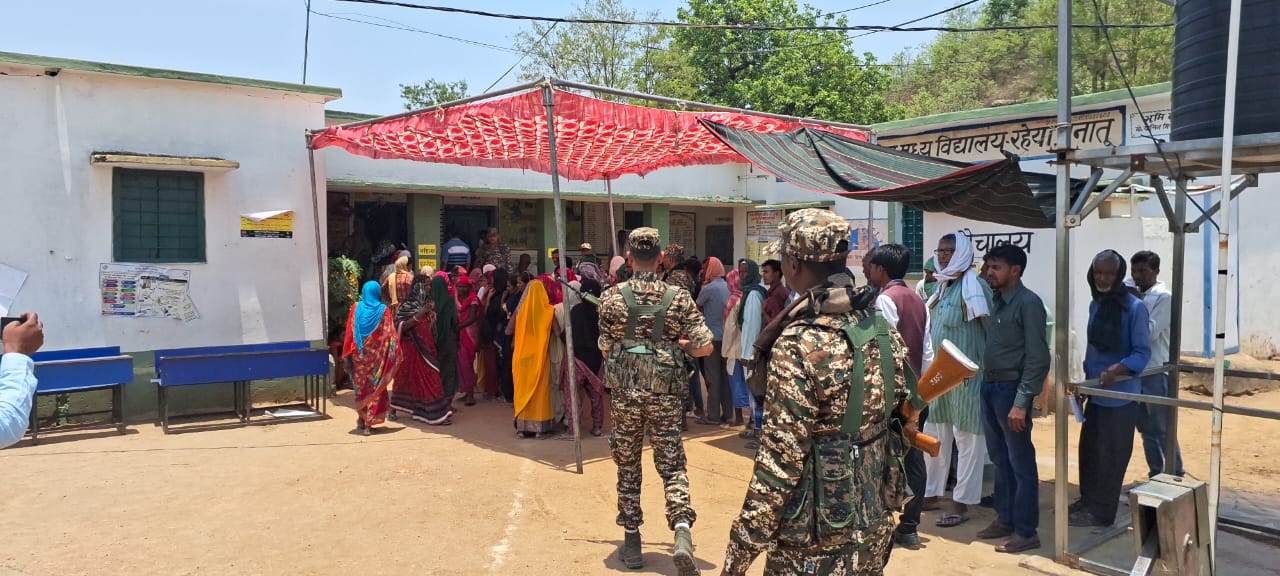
[153,341,329,433]
[30,346,135,443]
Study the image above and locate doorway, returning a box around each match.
[442,206,495,254]
[705,225,733,264]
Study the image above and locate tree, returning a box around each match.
[400,79,469,110]
[512,0,669,99]
[669,0,902,125]
[886,0,1173,117]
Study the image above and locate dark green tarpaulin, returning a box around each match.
[701,119,1079,229]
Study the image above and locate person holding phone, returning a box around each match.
[1,312,45,448]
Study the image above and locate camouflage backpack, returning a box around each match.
[602,284,694,395]
[775,311,914,549]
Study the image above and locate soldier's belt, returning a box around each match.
[623,345,655,354]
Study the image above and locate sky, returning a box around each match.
[5,0,959,114]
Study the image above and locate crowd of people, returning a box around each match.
[331,217,1184,574]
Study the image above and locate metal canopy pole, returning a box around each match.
[607,179,620,257]
[1052,0,1073,562]
[1167,177,1188,478]
[306,143,330,343]
[542,83,584,475]
[1208,0,1245,561]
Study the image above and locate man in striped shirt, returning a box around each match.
[442,229,471,271]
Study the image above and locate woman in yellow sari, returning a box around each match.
[510,278,558,437]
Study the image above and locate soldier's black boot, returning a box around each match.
[673,526,700,576]
[619,530,643,569]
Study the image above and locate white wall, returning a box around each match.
[1237,173,1280,358]
[325,150,750,201]
[0,65,330,352]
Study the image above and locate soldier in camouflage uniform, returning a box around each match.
[599,228,715,576]
[722,209,923,576]
[662,243,698,296]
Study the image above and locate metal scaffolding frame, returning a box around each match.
[1053,0,1280,573]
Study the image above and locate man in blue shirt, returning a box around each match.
[1072,250,1150,528]
[1,313,45,449]
[442,229,471,271]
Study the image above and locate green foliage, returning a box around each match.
[513,0,666,100]
[670,0,902,124]
[505,0,900,122]
[328,256,363,341]
[887,0,1173,117]
[400,79,469,110]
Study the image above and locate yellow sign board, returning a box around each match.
[240,210,294,239]
[418,244,437,257]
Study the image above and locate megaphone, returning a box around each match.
[900,339,979,457]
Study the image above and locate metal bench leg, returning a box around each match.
[160,386,169,434]
[29,402,38,445]
[322,375,328,414]
[115,384,127,434]
[242,381,251,424]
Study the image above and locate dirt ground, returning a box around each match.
[3,385,1279,576]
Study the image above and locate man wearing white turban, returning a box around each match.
[921,231,994,531]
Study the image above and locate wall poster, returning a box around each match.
[240,210,294,239]
[746,209,783,263]
[669,212,696,255]
[499,200,540,249]
[100,263,199,322]
[583,203,615,254]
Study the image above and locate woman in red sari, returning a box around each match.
[390,274,454,425]
[456,273,482,406]
[343,280,400,435]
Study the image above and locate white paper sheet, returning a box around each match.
[0,263,28,316]
[240,209,292,222]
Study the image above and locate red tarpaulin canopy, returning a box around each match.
[310,88,868,181]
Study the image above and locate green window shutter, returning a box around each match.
[112,168,206,263]
[902,206,925,274]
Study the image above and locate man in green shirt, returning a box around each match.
[977,244,1050,554]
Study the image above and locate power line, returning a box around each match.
[654,0,980,57]
[302,0,313,83]
[332,0,1172,33]
[311,10,526,55]
[483,22,558,93]
[1087,0,1214,228]
[851,0,981,40]
[823,0,898,17]
[311,8,1146,75]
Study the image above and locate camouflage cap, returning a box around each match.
[628,227,662,254]
[763,208,851,262]
[663,242,685,261]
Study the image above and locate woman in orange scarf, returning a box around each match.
[510,279,558,437]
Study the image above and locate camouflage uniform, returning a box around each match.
[722,209,921,576]
[663,243,698,297]
[599,229,714,531]
[474,242,511,272]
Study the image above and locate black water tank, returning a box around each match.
[1171,0,1280,141]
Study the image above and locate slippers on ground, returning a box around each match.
[936,514,970,528]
